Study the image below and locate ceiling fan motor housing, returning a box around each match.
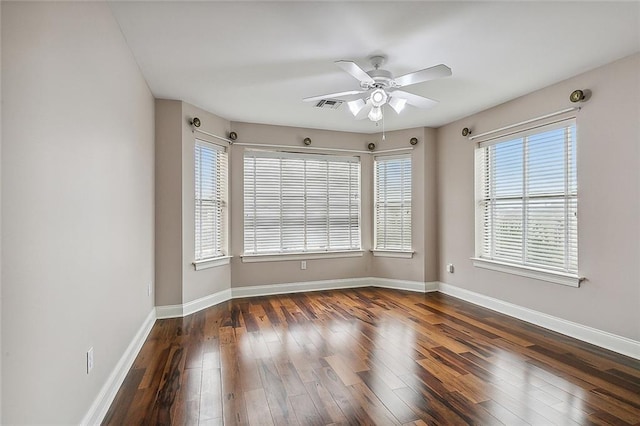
[363,69,393,89]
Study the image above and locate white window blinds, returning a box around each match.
[195,140,227,261]
[374,154,412,251]
[475,120,577,274]
[244,150,361,254]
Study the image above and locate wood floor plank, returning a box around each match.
[358,370,419,424]
[244,388,274,426]
[324,355,363,387]
[312,366,377,425]
[304,380,349,425]
[289,392,325,426]
[101,368,144,425]
[199,367,222,422]
[103,288,640,425]
[255,356,297,424]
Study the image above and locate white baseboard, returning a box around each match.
[81,308,156,425]
[438,282,640,360]
[231,277,372,299]
[371,277,438,293]
[156,289,232,319]
[154,277,435,318]
[154,302,184,320]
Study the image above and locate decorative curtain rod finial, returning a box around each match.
[570,89,591,103]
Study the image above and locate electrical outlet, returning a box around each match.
[87,347,94,374]
[301,261,307,270]
[447,263,455,273]
[148,282,152,296]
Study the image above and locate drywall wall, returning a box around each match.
[0,2,3,420]
[437,53,640,341]
[423,128,439,283]
[181,102,231,302]
[1,2,155,423]
[227,122,435,287]
[155,99,184,305]
[155,100,232,306]
[229,123,375,286]
[370,127,434,283]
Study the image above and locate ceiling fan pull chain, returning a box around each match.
[382,109,386,141]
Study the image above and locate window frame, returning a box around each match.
[242,149,362,260]
[473,118,582,287]
[193,139,228,268]
[373,153,413,257]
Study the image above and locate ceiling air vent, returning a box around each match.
[315,99,343,110]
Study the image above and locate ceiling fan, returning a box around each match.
[304,55,451,122]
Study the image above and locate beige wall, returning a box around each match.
[437,53,640,341]
[229,123,373,286]
[0,2,3,420]
[368,127,439,283]
[227,122,432,286]
[181,103,232,302]
[155,99,183,305]
[1,2,155,423]
[155,100,232,306]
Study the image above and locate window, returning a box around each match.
[475,120,577,280]
[195,140,227,261]
[244,150,361,255]
[374,154,412,252]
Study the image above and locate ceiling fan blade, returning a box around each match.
[390,90,439,109]
[303,90,366,103]
[335,60,375,84]
[392,64,451,87]
[338,92,371,102]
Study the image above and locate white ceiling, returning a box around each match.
[109,1,640,133]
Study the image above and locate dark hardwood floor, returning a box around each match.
[103,288,640,425]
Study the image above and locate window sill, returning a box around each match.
[241,250,364,263]
[193,256,231,270]
[471,258,583,287]
[372,250,415,259]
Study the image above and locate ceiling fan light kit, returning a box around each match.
[304,55,452,123]
[348,99,366,116]
[368,106,383,122]
[370,88,388,107]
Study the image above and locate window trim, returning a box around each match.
[193,256,232,270]
[474,118,580,283]
[472,257,582,287]
[371,250,414,259]
[241,250,364,263]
